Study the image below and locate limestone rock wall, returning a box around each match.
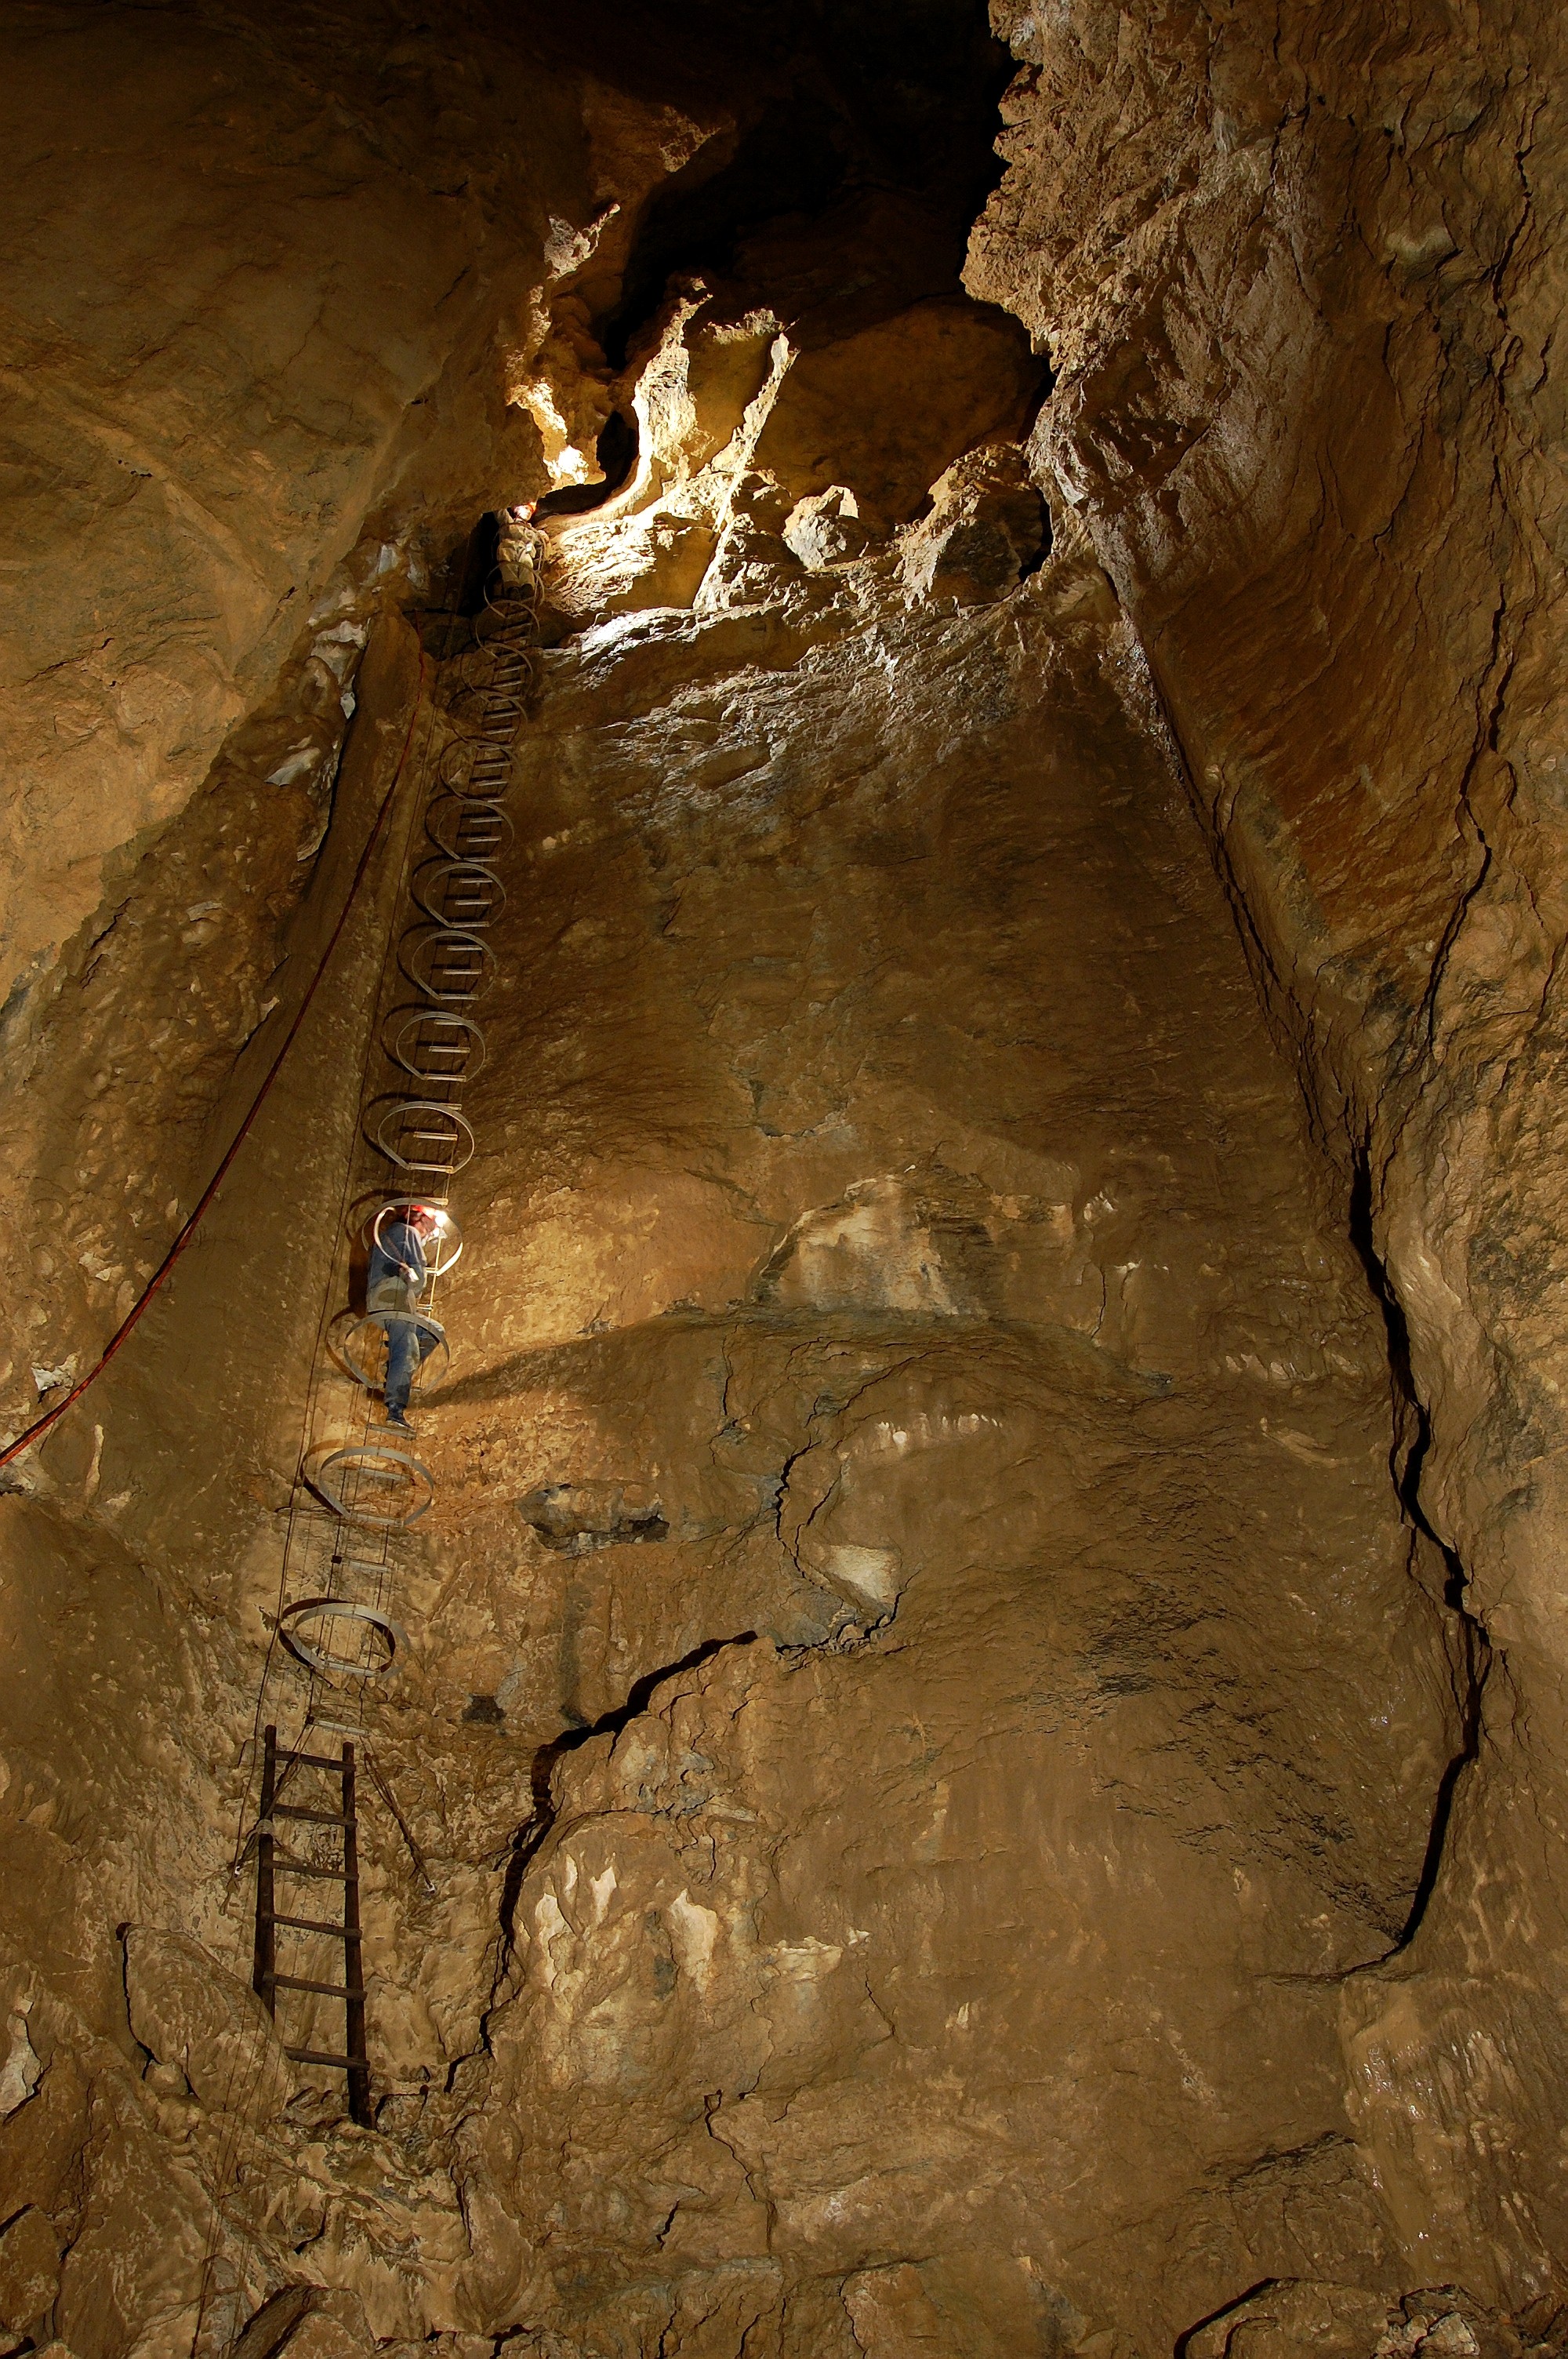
[967,0,1568,2297]
[0,496,1464,2354]
[433,535,1459,2350]
[2,2,1566,2354]
[0,0,743,1461]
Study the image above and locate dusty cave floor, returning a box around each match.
[0,503,1475,2358]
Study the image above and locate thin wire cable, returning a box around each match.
[230,652,443,1858]
[0,652,430,1474]
[187,638,439,2358]
[191,558,539,2352]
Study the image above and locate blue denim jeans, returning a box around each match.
[383,1314,438,1416]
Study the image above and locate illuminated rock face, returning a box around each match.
[1,5,1566,2356]
[419,534,1453,2352]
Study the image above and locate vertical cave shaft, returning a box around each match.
[0,4,1564,2355]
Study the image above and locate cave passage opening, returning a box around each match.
[514,0,1047,547]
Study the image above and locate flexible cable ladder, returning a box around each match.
[242,528,541,2117]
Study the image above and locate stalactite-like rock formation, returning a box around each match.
[2,4,1566,2356]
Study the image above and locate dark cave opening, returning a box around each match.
[596,0,1019,366]
[543,0,1042,495]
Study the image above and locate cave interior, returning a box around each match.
[2,2,1567,2357]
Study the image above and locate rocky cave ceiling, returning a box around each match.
[2,2,1567,2357]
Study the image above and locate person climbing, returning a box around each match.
[496,503,538,594]
[366,1203,441,1431]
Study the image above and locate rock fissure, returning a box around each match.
[488,1632,763,2011]
[1343,1146,1495,1979]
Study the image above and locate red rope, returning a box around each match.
[0,643,429,1472]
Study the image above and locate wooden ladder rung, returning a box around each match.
[268,1972,365,1999]
[285,2047,360,2069]
[274,1804,352,1824]
[262,1910,347,1936]
[280,1749,349,1772]
[273,1854,350,1881]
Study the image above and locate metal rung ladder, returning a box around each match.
[252,1724,371,2125]
[247,529,540,2132]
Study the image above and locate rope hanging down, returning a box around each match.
[0,647,430,1474]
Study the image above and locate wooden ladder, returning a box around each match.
[251,1724,371,2125]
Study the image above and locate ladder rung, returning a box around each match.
[273,1855,350,1880]
[274,1805,353,1824]
[285,2047,364,2069]
[263,1911,348,1936]
[267,1972,365,1998]
[280,1749,347,1772]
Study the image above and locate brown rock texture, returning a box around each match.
[966,0,1568,2298]
[2,1,1566,2353]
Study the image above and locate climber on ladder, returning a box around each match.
[497,504,538,594]
[367,1203,440,1431]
